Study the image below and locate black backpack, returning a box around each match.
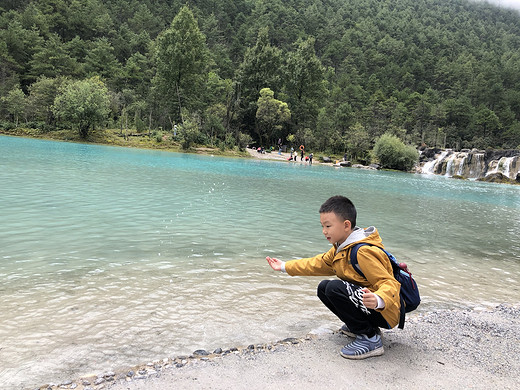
[349,243,420,329]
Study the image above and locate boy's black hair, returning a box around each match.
[319,195,357,227]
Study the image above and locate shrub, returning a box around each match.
[179,121,203,150]
[373,133,419,171]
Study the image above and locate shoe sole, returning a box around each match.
[340,346,384,360]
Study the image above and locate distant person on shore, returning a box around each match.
[309,153,313,165]
[266,195,401,359]
[301,148,304,161]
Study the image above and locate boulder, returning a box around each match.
[485,149,520,161]
[321,156,332,163]
[420,147,443,159]
[478,172,513,184]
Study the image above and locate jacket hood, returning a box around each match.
[335,226,382,253]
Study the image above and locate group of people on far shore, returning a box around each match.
[289,145,313,164]
[254,143,314,164]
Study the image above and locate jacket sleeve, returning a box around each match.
[285,246,336,276]
[356,246,401,316]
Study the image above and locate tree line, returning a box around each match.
[1,0,520,166]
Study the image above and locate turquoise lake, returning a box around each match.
[1,135,519,389]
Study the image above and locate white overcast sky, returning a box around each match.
[477,0,520,10]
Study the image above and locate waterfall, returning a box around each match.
[445,154,456,176]
[486,156,515,179]
[421,150,450,175]
[503,157,512,178]
[469,153,485,178]
[421,159,437,174]
[419,148,519,181]
[457,156,466,176]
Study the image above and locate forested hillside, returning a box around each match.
[1,0,520,160]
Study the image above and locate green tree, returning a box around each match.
[28,76,66,125]
[346,122,372,163]
[373,133,418,171]
[0,40,20,96]
[28,33,81,80]
[443,96,474,145]
[236,27,283,133]
[153,5,209,124]
[52,76,110,138]
[2,86,26,126]
[284,37,325,131]
[120,52,153,98]
[473,106,501,146]
[128,3,162,36]
[179,118,203,150]
[84,38,120,83]
[256,88,290,145]
[2,20,43,87]
[500,121,520,149]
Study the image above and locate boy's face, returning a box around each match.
[320,212,352,245]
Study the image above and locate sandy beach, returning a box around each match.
[35,304,519,390]
[245,147,320,163]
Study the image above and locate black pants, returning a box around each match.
[317,279,389,337]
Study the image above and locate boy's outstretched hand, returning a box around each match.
[266,256,283,271]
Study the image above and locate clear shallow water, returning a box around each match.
[1,135,519,389]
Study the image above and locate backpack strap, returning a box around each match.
[349,242,406,330]
[349,242,370,278]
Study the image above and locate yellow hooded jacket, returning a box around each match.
[284,226,401,328]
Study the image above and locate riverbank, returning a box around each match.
[34,304,519,390]
[0,128,338,165]
[0,128,249,159]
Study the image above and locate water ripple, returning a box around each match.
[1,136,520,389]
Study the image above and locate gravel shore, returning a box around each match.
[35,304,520,390]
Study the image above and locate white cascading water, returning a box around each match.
[421,150,450,174]
[486,156,515,179]
[420,151,518,179]
[457,156,466,176]
[470,153,485,178]
[444,153,457,176]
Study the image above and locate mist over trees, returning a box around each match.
[1,0,520,159]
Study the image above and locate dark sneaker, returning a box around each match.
[340,334,384,360]
[339,324,356,337]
